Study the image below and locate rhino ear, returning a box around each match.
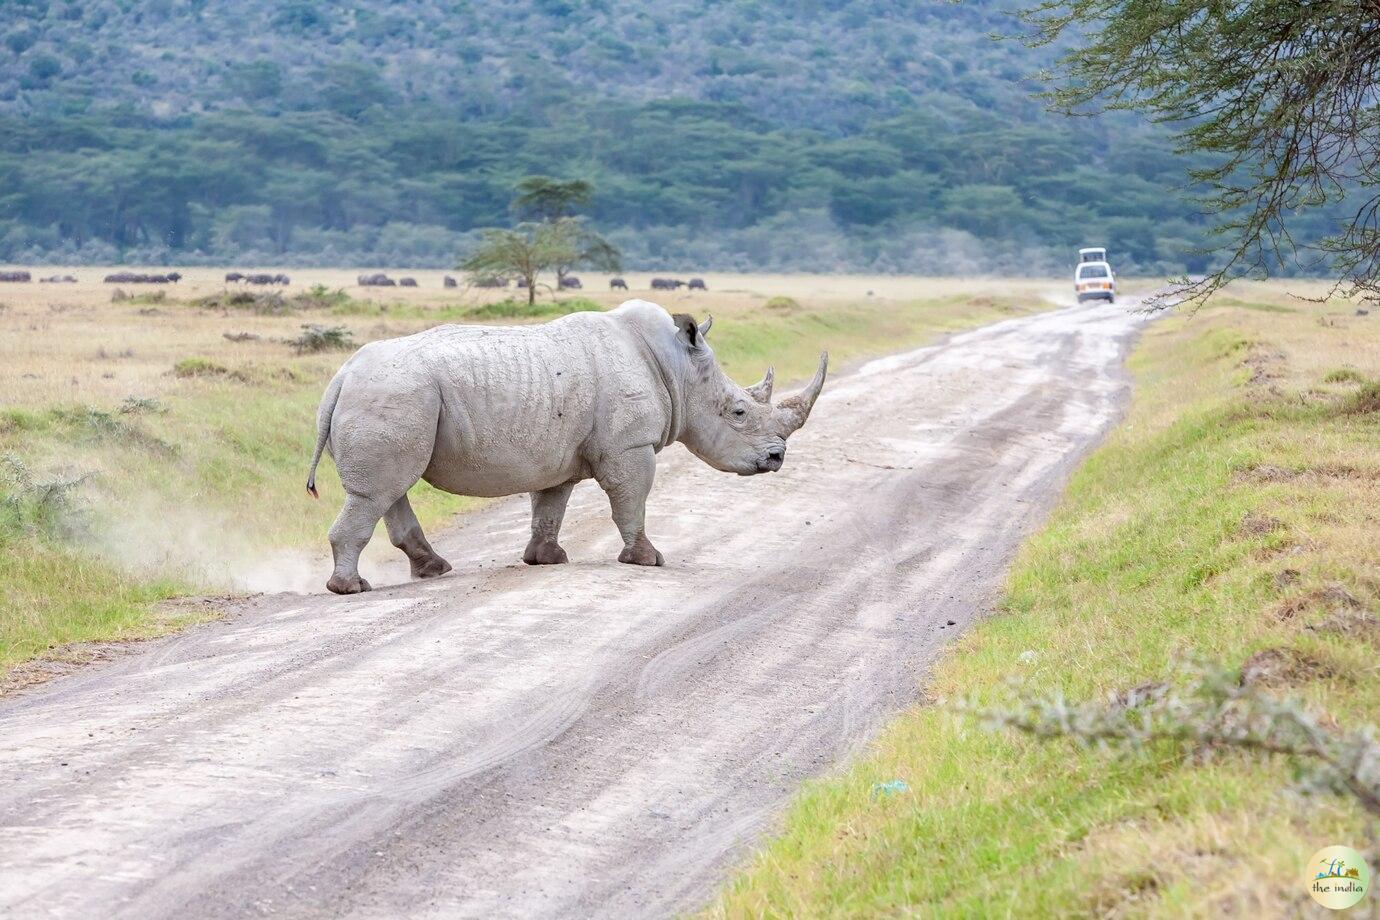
[697,315,713,340]
[672,312,704,349]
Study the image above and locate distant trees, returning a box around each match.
[0,0,1245,275]
[0,102,1211,272]
[224,61,283,102]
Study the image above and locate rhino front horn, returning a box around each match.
[775,352,828,435]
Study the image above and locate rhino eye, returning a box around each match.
[732,407,746,417]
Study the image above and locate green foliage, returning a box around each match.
[1022,0,1377,299]
[224,61,283,101]
[25,53,60,83]
[513,176,594,222]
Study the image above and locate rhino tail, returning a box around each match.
[307,372,345,499]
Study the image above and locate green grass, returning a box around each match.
[173,356,231,378]
[1,289,1050,681]
[321,295,605,322]
[709,298,1380,917]
[463,296,604,320]
[1322,366,1365,384]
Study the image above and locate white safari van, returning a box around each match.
[1075,247,1116,303]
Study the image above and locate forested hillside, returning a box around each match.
[0,0,1269,271]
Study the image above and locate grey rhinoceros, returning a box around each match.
[306,299,827,594]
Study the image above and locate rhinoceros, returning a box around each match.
[306,299,827,594]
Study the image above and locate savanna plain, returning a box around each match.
[2,270,1377,918]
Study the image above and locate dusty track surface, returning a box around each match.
[0,299,1148,919]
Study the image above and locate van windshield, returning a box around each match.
[1078,264,1109,279]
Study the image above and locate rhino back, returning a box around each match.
[413,314,669,496]
[329,310,676,497]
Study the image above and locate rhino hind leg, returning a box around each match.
[385,494,452,579]
[524,482,574,565]
[599,446,665,567]
[326,493,387,594]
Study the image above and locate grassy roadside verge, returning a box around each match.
[0,286,1050,681]
[708,289,1380,917]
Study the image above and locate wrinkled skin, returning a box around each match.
[306,299,827,594]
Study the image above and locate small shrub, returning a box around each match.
[52,406,125,436]
[47,406,177,454]
[292,286,355,310]
[119,395,165,415]
[288,324,355,354]
[196,291,291,315]
[1342,380,1380,415]
[0,454,88,541]
[966,661,1380,820]
[174,357,230,378]
[764,295,799,311]
[1323,367,1365,384]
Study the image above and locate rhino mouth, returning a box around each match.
[753,446,786,474]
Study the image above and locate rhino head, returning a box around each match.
[672,313,828,475]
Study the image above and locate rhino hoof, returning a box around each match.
[411,555,453,579]
[618,536,664,567]
[327,574,372,595]
[523,539,568,565]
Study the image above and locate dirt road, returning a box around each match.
[0,298,1148,919]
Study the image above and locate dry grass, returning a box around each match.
[0,267,1074,405]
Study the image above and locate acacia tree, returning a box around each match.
[1022,0,1380,303]
[511,177,620,285]
[553,217,622,286]
[459,222,575,305]
[512,176,594,222]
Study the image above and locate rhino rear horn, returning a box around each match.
[775,352,828,435]
[746,367,774,403]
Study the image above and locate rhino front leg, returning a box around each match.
[384,493,452,579]
[597,446,664,567]
[524,482,574,565]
